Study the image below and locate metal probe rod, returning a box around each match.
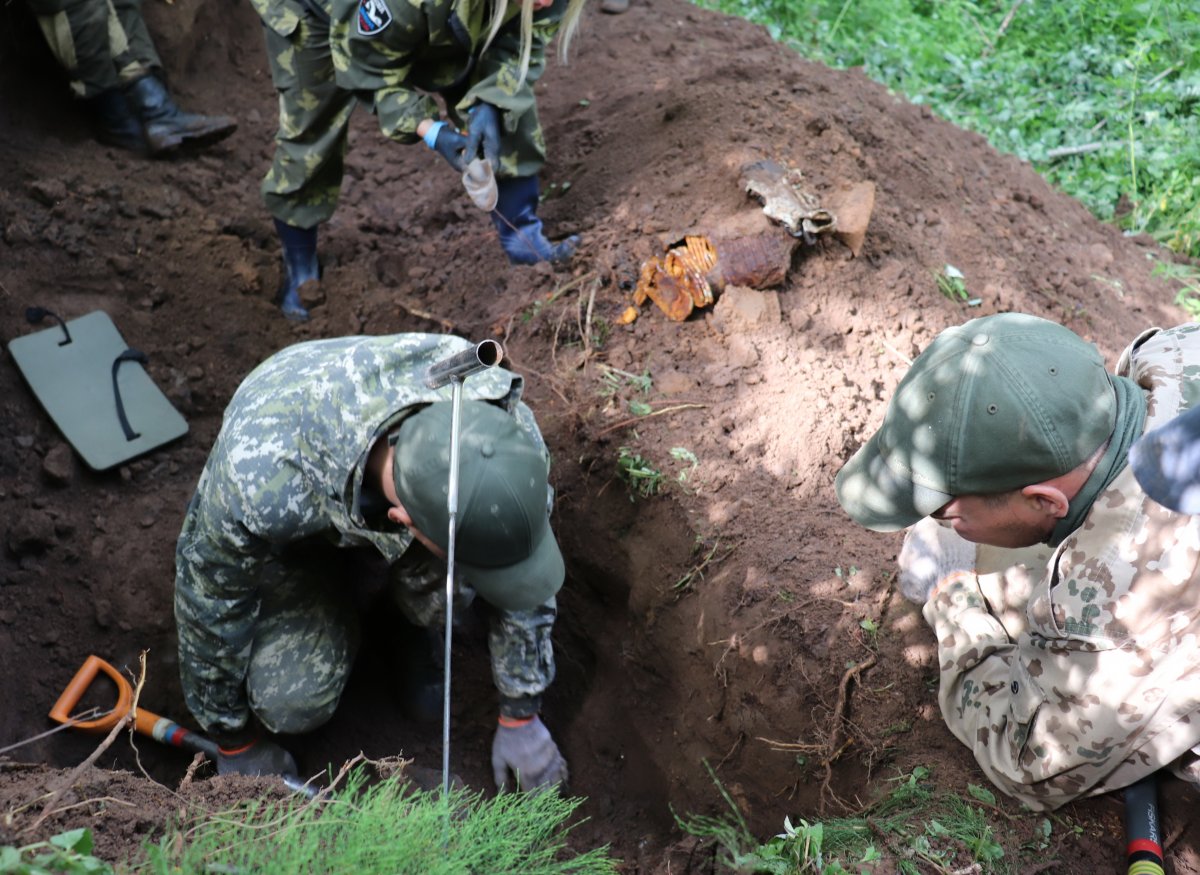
[424,340,504,797]
[425,340,503,389]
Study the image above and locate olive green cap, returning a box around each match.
[393,401,563,610]
[835,313,1117,531]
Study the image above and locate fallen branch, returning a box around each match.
[28,654,149,833]
[1046,142,1107,159]
[596,403,708,437]
[0,709,103,756]
[396,301,455,331]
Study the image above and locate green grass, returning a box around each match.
[130,768,617,875]
[692,0,1200,258]
[678,765,1048,874]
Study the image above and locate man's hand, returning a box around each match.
[423,121,468,171]
[491,714,567,792]
[897,517,977,604]
[216,737,299,777]
[464,103,501,168]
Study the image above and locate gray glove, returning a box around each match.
[897,517,977,604]
[216,737,299,778]
[491,715,568,792]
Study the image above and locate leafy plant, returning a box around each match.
[616,446,665,499]
[597,364,652,398]
[1151,257,1200,318]
[678,764,1041,874]
[936,264,968,302]
[669,447,699,484]
[0,829,113,875]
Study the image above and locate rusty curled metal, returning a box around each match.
[633,233,798,321]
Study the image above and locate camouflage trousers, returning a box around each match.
[244,545,554,734]
[259,9,548,229]
[27,0,160,98]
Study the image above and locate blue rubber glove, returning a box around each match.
[216,737,299,778]
[424,121,467,171]
[464,103,501,168]
[491,714,568,792]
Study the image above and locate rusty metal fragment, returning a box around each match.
[634,233,798,321]
[740,159,836,243]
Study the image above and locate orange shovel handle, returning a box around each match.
[49,654,163,738]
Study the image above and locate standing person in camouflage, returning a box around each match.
[174,332,569,791]
[25,0,236,155]
[835,313,1200,811]
[252,0,587,322]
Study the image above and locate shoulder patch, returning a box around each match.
[357,0,393,35]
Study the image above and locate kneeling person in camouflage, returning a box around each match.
[174,333,567,791]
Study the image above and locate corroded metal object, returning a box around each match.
[633,233,798,322]
[741,159,836,243]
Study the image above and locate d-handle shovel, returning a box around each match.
[49,654,315,797]
[49,654,219,759]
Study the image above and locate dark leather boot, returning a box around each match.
[124,75,237,155]
[491,176,580,265]
[83,90,149,155]
[273,218,319,322]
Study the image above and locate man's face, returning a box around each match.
[931,492,1058,548]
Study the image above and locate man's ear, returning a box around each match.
[1021,484,1071,520]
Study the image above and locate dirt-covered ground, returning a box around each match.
[2,0,1200,871]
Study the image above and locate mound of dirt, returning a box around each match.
[1,0,1198,871]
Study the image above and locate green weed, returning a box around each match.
[1151,258,1200,318]
[617,446,665,499]
[138,767,617,875]
[678,764,1041,874]
[597,364,653,398]
[670,446,699,484]
[0,829,112,875]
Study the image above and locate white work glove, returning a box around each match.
[491,714,568,792]
[897,517,977,604]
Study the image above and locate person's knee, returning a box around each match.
[244,609,357,735]
[246,668,344,735]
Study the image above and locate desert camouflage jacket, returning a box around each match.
[175,333,557,736]
[924,321,1200,810]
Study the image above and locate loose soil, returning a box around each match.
[1,1,1199,871]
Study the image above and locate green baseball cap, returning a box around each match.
[835,313,1117,531]
[392,400,564,610]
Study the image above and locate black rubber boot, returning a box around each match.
[491,176,580,265]
[83,90,149,155]
[273,218,319,322]
[393,618,443,724]
[124,75,237,156]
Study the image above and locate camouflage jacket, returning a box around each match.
[251,0,566,144]
[924,322,1200,810]
[175,333,557,736]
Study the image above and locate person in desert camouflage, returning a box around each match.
[174,332,568,792]
[251,0,586,321]
[836,312,1200,810]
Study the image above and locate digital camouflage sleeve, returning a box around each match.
[175,333,558,737]
[924,322,1200,810]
